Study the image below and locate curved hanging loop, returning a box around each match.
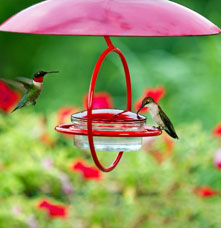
[87,36,132,172]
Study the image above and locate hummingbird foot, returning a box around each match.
[152,126,164,130]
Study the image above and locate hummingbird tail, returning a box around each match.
[11,106,19,113]
[165,128,179,139]
[11,103,25,113]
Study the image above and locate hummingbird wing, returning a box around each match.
[16,77,33,90]
[0,78,28,93]
[159,107,179,139]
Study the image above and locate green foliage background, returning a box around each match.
[0,0,221,227]
[0,0,221,128]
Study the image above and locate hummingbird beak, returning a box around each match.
[46,71,59,74]
[136,105,144,115]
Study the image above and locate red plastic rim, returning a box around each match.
[71,109,146,123]
[55,124,162,137]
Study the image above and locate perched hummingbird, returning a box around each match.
[1,70,59,112]
[137,96,178,139]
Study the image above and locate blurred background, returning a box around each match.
[0,0,221,227]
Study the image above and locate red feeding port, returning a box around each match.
[0,0,220,172]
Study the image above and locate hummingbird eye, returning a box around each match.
[35,71,45,77]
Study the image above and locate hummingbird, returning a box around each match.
[1,70,59,112]
[137,96,178,139]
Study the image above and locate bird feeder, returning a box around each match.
[0,0,220,172]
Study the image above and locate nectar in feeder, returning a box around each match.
[71,109,146,152]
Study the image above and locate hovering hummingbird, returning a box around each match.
[1,70,59,112]
[137,96,178,139]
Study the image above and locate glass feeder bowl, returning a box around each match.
[71,109,147,151]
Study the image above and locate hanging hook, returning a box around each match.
[104,36,114,48]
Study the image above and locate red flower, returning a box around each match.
[194,186,218,198]
[70,159,102,180]
[39,116,56,147]
[164,135,174,153]
[40,133,55,147]
[83,92,113,109]
[0,80,20,113]
[213,124,221,138]
[214,148,221,170]
[57,106,79,138]
[134,86,165,114]
[145,135,174,164]
[57,106,79,125]
[38,200,68,218]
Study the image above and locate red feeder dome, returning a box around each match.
[0,0,220,172]
[0,0,220,36]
